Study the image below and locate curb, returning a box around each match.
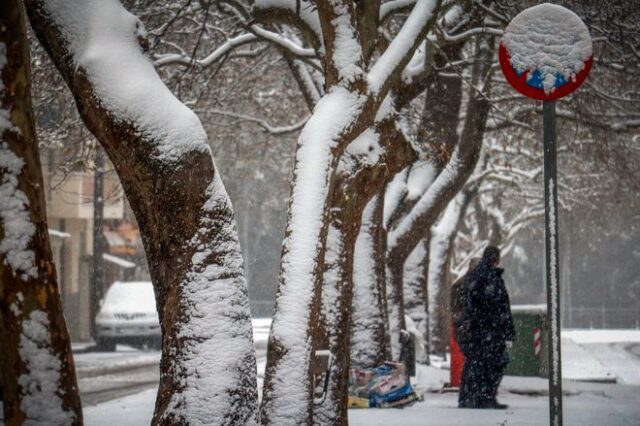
[76,356,160,379]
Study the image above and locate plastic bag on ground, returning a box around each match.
[348,361,420,408]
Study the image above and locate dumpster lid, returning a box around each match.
[511,304,547,313]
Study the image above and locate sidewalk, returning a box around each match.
[82,363,640,426]
[71,328,640,425]
[351,364,640,426]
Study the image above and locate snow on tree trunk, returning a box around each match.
[403,238,430,363]
[351,195,389,369]
[0,2,82,423]
[382,31,490,361]
[385,46,492,359]
[316,222,345,425]
[385,259,406,361]
[260,86,366,426]
[314,120,411,425]
[258,1,440,424]
[427,194,467,354]
[25,1,258,424]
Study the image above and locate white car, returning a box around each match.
[95,281,161,351]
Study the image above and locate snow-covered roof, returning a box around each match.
[103,253,136,268]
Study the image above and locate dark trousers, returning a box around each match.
[458,340,508,408]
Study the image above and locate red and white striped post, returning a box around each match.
[533,327,542,358]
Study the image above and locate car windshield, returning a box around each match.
[102,282,157,314]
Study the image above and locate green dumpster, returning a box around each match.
[505,304,548,377]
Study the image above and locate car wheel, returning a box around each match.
[97,337,116,352]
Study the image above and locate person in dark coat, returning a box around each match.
[456,246,515,409]
[451,257,480,405]
[451,257,481,345]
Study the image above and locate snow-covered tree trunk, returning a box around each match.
[403,238,430,363]
[257,2,441,424]
[26,1,258,424]
[0,2,82,423]
[383,41,466,358]
[314,117,415,424]
[385,37,493,360]
[385,249,406,360]
[351,195,389,369]
[380,4,496,361]
[317,221,347,425]
[260,80,368,426]
[427,191,473,354]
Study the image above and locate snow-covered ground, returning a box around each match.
[562,329,640,385]
[73,317,271,376]
[349,365,640,426]
[81,328,640,425]
[84,364,640,426]
[430,329,640,385]
[73,344,160,377]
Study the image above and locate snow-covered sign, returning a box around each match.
[499,3,593,100]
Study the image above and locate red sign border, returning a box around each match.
[499,43,593,101]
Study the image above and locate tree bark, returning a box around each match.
[351,195,389,369]
[259,86,368,426]
[257,3,441,424]
[25,1,258,424]
[0,2,82,423]
[427,191,474,354]
[403,237,430,363]
[386,88,489,361]
[382,26,494,360]
[314,118,413,424]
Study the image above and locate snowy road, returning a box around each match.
[80,363,159,406]
[74,345,161,407]
[76,345,268,406]
[74,319,271,406]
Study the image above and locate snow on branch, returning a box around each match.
[154,28,316,69]
[383,167,410,228]
[286,57,324,108]
[154,33,258,67]
[208,109,308,135]
[400,40,427,83]
[43,0,210,164]
[318,2,364,85]
[387,92,489,252]
[368,0,440,94]
[388,151,462,249]
[253,0,324,51]
[249,25,317,58]
[436,23,503,43]
[380,0,417,22]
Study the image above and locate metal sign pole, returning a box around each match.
[543,100,563,426]
[91,147,105,339]
[499,6,591,426]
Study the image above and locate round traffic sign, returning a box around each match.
[499,3,593,101]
